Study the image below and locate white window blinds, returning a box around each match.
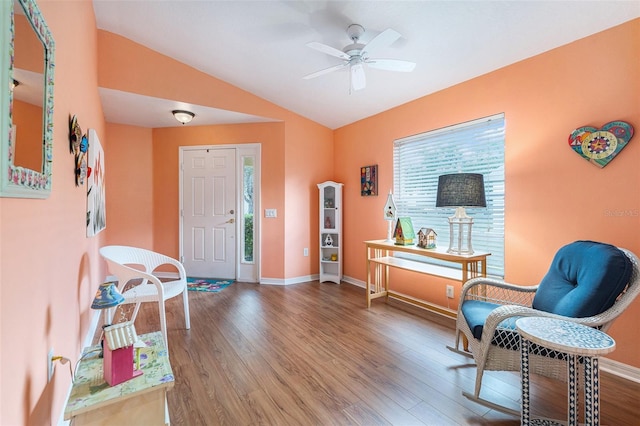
[393,113,505,277]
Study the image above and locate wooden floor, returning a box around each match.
[132,281,639,425]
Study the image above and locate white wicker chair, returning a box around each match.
[451,242,640,414]
[99,245,191,349]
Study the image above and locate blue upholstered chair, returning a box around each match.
[451,240,639,414]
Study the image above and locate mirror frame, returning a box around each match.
[0,0,55,198]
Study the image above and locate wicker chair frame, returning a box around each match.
[451,247,640,414]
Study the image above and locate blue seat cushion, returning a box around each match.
[461,300,501,340]
[532,241,632,317]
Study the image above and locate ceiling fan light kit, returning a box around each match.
[304,23,416,92]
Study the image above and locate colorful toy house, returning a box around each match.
[103,322,143,386]
[417,228,437,249]
[393,217,415,245]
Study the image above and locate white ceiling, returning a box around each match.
[93,1,640,130]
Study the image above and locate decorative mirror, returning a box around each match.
[0,0,55,198]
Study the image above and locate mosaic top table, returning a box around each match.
[64,331,174,425]
[516,317,615,426]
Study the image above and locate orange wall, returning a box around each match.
[284,119,335,278]
[12,99,42,171]
[0,1,106,425]
[335,19,640,366]
[104,123,154,249]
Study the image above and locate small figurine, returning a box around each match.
[324,234,333,246]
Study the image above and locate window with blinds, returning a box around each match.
[393,113,505,277]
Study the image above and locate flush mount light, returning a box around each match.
[172,109,195,125]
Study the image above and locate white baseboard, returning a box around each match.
[342,275,364,288]
[260,274,319,285]
[601,357,640,383]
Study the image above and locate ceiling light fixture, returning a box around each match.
[172,109,195,125]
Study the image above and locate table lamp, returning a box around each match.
[91,281,124,310]
[435,173,486,255]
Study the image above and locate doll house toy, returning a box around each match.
[417,228,437,249]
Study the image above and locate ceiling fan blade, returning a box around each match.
[306,41,349,60]
[350,63,366,91]
[367,59,416,72]
[303,63,348,80]
[362,28,401,57]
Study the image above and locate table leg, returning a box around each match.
[521,338,531,426]
[584,356,600,426]
[568,354,579,426]
[366,248,371,308]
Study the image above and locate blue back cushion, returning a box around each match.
[532,241,632,317]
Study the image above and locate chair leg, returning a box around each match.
[157,299,168,350]
[182,288,191,330]
[131,302,142,323]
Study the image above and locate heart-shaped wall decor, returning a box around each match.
[568,121,634,168]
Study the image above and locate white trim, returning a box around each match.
[342,275,365,288]
[601,357,640,383]
[260,274,319,285]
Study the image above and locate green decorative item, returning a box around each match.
[393,217,415,245]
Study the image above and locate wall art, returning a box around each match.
[87,129,106,237]
[360,164,378,196]
[568,121,634,168]
[69,115,88,185]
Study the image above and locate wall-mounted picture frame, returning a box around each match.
[361,164,378,196]
[87,129,106,237]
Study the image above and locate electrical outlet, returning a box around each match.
[446,285,454,299]
[303,248,309,256]
[47,348,54,382]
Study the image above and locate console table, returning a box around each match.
[64,331,174,425]
[365,239,490,315]
[516,317,616,426]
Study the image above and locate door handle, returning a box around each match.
[226,218,235,224]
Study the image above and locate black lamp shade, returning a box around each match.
[436,173,486,208]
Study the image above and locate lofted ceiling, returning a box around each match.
[93,1,639,130]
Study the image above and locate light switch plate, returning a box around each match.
[265,209,277,218]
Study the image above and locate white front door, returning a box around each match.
[182,148,236,279]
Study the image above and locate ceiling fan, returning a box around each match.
[303,24,416,92]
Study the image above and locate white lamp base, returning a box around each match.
[447,208,475,255]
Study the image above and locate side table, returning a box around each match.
[515,317,615,426]
[64,331,174,425]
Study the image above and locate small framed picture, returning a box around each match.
[361,164,378,196]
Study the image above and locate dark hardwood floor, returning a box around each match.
[131,281,639,425]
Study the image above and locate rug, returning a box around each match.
[187,277,234,293]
